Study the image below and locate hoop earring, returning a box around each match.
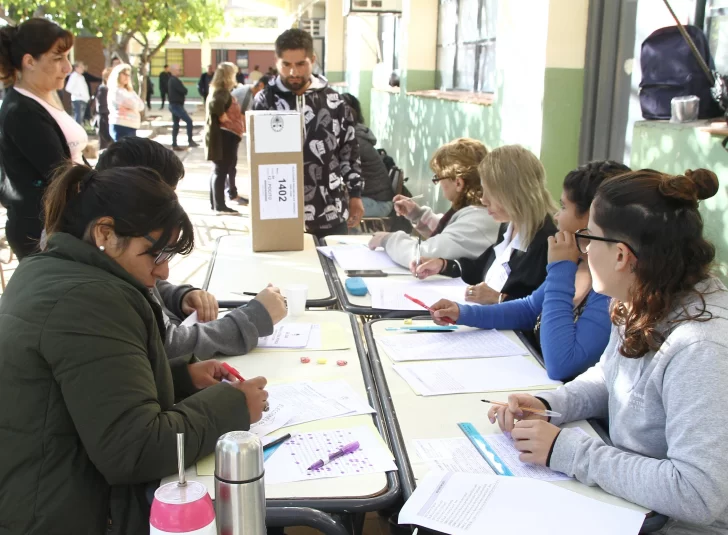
[99,246,105,252]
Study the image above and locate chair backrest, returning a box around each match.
[390,167,404,196]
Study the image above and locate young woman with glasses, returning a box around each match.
[430,161,629,380]
[367,138,500,268]
[488,168,728,535]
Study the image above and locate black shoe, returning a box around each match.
[171,145,186,152]
[230,195,249,206]
[188,140,199,148]
[215,207,241,216]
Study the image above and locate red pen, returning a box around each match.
[404,294,457,325]
[222,362,245,382]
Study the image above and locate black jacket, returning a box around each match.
[96,83,109,115]
[356,124,393,202]
[253,75,363,231]
[168,75,187,104]
[159,71,170,93]
[443,216,557,300]
[198,72,213,98]
[0,87,71,239]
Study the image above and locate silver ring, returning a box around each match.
[263,401,270,412]
[468,288,474,296]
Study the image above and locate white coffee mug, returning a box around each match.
[281,284,308,317]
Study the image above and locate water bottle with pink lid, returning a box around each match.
[150,433,216,535]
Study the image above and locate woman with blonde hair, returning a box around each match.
[205,62,244,215]
[417,144,558,304]
[367,137,500,268]
[107,63,145,140]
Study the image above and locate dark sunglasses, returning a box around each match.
[143,234,176,265]
[431,174,452,185]
[574,228,639,259]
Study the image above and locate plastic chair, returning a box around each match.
[360,167,405,233]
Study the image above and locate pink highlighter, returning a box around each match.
[307,441,360,471]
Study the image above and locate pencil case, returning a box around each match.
[345,277,369,296]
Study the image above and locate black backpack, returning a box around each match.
[640,25,723,120]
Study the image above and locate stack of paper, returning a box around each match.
[330,245,404,271]
[366,278,469,310]
[398,471,645,535]
[254,323,351,351]
[264,425,398,484]
[258,323,313,348]
[393,357,561,396]
[377,329,527,362]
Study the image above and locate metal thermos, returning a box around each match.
[214,431,266,535]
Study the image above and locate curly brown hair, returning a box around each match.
[592,168,719,358]
[429,138,487,211]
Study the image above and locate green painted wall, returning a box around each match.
[631,121,728,282]
[540,67,585,200]
[326,71,346,83]
[344,70,373,125]
[404,70,437,92]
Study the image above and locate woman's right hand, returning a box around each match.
[254,285,287,324]
[393,194,417,217]
[429,299,460,325]
[412,257,445,279]
[487,394,549,433]
[230,376,268,424]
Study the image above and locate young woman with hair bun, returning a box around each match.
[489,168,728,535]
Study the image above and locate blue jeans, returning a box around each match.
[362,197,394,217]
[72,100,87,125]
[111,124,136,141]
[169,103,193,146]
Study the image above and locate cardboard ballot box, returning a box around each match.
[246,110,305,252]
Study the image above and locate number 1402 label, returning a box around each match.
[258,164,299,220]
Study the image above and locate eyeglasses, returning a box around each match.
[574,228,639,259]
[143,234,176,265]
[431,174,452,185]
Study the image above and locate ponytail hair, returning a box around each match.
[593,168,719,358]
[0,19,73,86]
[44,163,194,257]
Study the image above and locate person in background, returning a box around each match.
[416,145,558,304]
[0,162,269,534]
[249,64,263,83]
[97,137,288,359]
[490,169,728,535]
[341,93,394,218]
[368,138,500,269]
[0,19,87,258]
[235,65,245,85]
[65,60,90,125]
[168,64,198,150]
[110,55,121,68]
[253,28,363,238]
[95,67,113,150]
[198,64,214,101]
[159,63,170,109]
[430,161,630,381]
[205,62,243,216]
[107,62,145,140]
[146,73,153,110]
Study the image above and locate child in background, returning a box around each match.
[368,138,499,268]
[430,161,630,380]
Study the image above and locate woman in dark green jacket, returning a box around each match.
[0,164,269,534]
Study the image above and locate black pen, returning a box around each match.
[263,433,292,450]
[231,291,258,297]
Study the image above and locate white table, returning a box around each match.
[205,234,337,308]
[321,235,455,317]
[161,311,398,531]
[364,317,649,517]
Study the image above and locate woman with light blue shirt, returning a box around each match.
[430,161,630,381]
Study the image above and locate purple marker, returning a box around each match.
[306,441,360,471]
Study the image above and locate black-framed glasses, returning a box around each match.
[574,228,639,259]
[143,234,176,265]
[431,174,451,185]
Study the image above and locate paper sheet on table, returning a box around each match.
[258,323,313,348]
[398,471,645,535]
[393,357,561,396]
[249,399,297,438]
[264,425,397,484]
[180,311,199,327]
[316,246,335,259]
[265,382,353,426]
[253,323,351,352]
[377,329,527,362]
[309,380,376,416]
[412,437,573,481]
[366,278,469,310]
[331,245,403,271]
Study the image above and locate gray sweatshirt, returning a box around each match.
[151,280,274,360]
[540,278,728,535]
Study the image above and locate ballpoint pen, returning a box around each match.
[263,433,291,451]
[307,441,360,471]
[481,399,562,418]
[222,362,245,382]
[404,294,456,325]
